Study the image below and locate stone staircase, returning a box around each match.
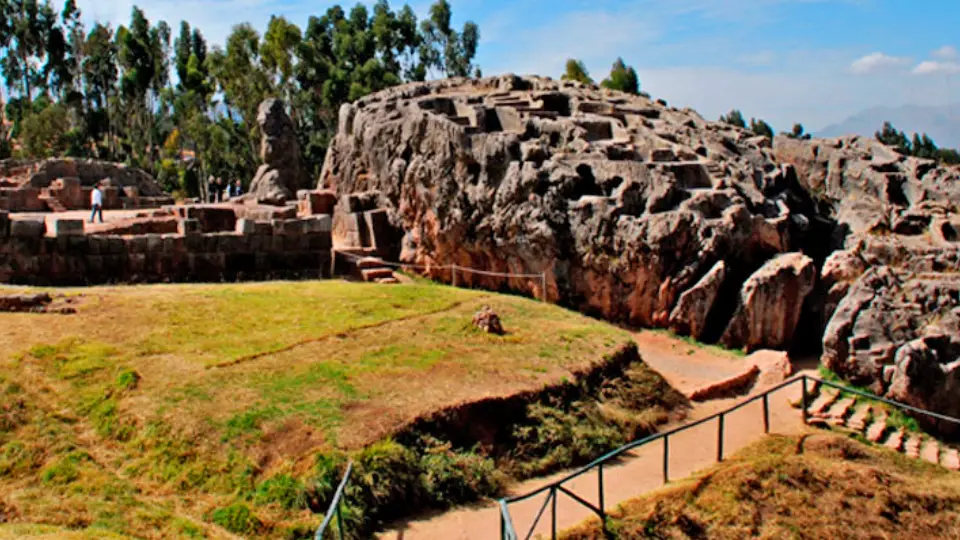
[39,189,67,212]
[803,382,960,471]
[332,247,399,284]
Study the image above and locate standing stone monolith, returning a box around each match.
[248,99,309,205]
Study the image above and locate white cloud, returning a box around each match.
[913,60,960,76]
[932,45,960,61]
[849,52,910,75]
[738,50,776,66]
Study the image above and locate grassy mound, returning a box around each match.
[562,432,960,539]
[0,280,681,538]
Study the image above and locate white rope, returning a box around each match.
[334,250,545,279]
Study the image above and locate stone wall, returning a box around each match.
[0,211,332,285]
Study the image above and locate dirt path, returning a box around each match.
[377,337,809,540]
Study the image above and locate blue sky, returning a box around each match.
[78,0,960,132]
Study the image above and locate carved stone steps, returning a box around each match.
[903,434,922,459]
[921,440,941,465]
[865,414,890,443]
[808,389,840,417]
[361,267,395,282]
[942,448,960,471]
[883,428,905,452]
[846,405,872,432]
[821,397,856,426]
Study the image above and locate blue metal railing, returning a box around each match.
[498,375,960,539]
[314,461,354,540]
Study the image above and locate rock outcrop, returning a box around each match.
[248,99,310,205]
[320,75,817,350]
[721,253,816,352]
[319,74,960,422]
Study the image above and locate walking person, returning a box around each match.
[89,183,104,223]
[231,180,243,198]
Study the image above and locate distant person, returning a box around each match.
[208,176,217,203]
[89,183,104,223]
[231,180,243,198]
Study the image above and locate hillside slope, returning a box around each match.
[562,432,960,539]
[0,281,683,538]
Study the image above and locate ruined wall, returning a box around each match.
[0,211,332,285]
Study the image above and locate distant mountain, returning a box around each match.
[817,104,960,150]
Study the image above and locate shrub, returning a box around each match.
[209,503,262,535]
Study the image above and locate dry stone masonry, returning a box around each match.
[0,208,332,285]
[320,74,960,423]
[0,158,173,212]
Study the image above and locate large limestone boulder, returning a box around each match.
[720,253,816,352]
[248,99,310,205]
[668,260,726,340]
[822,266,960,430]
[318,74,960,422]
[319,75,815,349]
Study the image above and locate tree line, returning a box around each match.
[0,0,480,197]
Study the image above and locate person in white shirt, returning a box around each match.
[90,183,104,223]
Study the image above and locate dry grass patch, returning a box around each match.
[562,432,960,539]
[0,280,638,538]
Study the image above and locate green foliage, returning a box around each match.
[208,503,262,535]
[785,123,812,140]
[600,57,640,95]
[20,103,72,157]
[0,0,482,187]
[875,120,960,164]
[254,474,307,510]
[41,450,89,485]
[749,118,774,138]
[720,109,747,128]
[562,58,593,84]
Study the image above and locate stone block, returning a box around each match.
[254,221,273,236]
[178,219,200,235]
[10,219,45,238]
[307,215,332,234]
[235,218,256,235]
[52,219,84,237]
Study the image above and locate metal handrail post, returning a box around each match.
[763,393,770,434]
[551,487,557,540]
[717,413,725,462]
[662,434,669,484]
[336,498,344,540]
[598,463,605,517]
[801,376,809,425]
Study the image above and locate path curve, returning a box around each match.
[377,336,809,540]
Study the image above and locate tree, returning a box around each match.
[20,101,71,156]
[601,57,639,94]
[719,109,746,128]
[749,118,774,138]
[562,59,593,85]
[875,121,910,154]
[418,0,479,78]
[785,123,811,140]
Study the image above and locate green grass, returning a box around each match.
[561,432,960,540]
[818,366,923,433]
[0,280,646,539]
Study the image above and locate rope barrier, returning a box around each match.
[334,249,549,300]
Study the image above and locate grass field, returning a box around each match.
[0,280,636,538]
[562,432,960,539]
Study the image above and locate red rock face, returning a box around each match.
[321,75,815,351]
[321,74,960,423]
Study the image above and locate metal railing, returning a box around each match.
[498,375,960,540]
[314,461,354,540]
